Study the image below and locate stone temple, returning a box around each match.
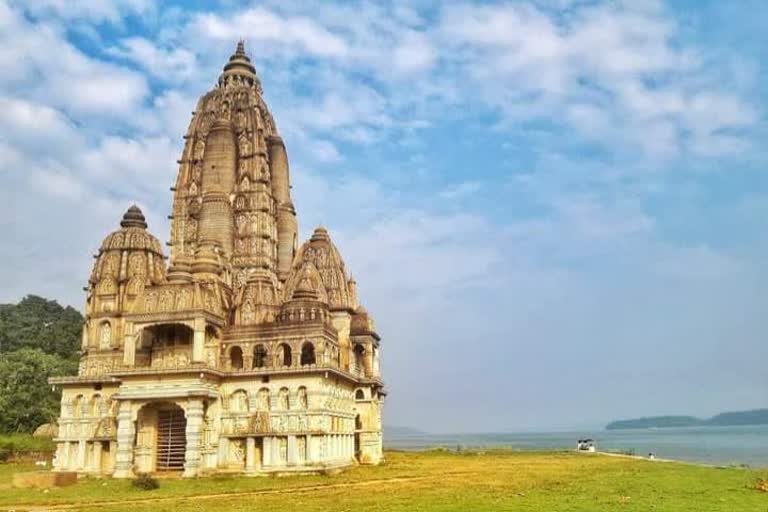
[49,42,385,477]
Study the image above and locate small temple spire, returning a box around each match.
[120,204,148,229]
[219,40,261,91]
[235,39,246,56]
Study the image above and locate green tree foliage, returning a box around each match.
[0,295,83,359]
[0,295,82,433]
[0,348,77,433]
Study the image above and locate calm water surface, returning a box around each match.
[385,425,768,467]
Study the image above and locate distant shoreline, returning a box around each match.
[383,425,768,467]
[605,409,768,431]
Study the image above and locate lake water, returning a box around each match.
[384,425,768,467]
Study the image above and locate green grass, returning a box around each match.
[0,433,55,461]
[1,450,766,511]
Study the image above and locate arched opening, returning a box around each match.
[98,321,111,349]
[135,402,187,473]
[355,389,365,401]
[230,346,244,370]
[90,394,103,417]
[353,343,365,373]
[156,405,186,471]
[278,387,290,410]
[229,389,248,412]
[139,323,193,369]
[300,342,316,366]
[205,325,219,344]
[277,343,292,367]
[297,386,308,409]
[253,344,268,368]
[72,394,84,418]
[257,388,270,411]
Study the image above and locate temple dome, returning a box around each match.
[89,206,166,295]
[279,261,329,324]
[285,226,355,311]
[99,205,164,254]
[351,305,377,336]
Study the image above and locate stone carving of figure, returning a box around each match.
[175,288,190,310]
[238,133,252,156]
[158,290,173,311]
[238,159,249,177]
[297,436,306,460]
[279,388,290,410]
[242,301,255,323]
[235,110,246,130]
[298,387,308,409]
[144,291,158,312]
[236,215,247,235]
[194,140,205,160]
[257,389,270,411]
[99,322,111,349]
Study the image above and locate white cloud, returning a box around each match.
[0,1,149,117]
[14,0,151,23]
[438,1,757,160]
[108,37,197,81]
[392,32,435,74]
[190,7,349,58]
[439,181,482,200]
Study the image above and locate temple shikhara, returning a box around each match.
[49,42,385,477]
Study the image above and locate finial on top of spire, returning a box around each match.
[219,39,261,91]
[120,204,148,229]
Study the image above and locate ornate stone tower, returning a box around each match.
[50,42,385,478]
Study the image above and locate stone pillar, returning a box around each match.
[123,328,137,366]
[114,402,135,478]
[183,399,205,477]
[372,347,379,377]
[108,441,117,473]
[91,441,103,473]
[245,437,256,472]
[77,440,87,471]
[271,437,281,466]
[217,437,229,468]
[192,317,205,363]
[306,435,314,463]
[53,442,64,471]
[262,437,272,466]
[287,435,297,465]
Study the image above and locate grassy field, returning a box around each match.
[1,449,766,511]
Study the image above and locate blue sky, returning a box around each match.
[1,0,767,432]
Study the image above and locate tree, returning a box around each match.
[0,295,82,359]
[0,348,77,433]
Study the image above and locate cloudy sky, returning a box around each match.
[2,0,767,432]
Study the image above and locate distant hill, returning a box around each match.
[606,409,768,430]
[606,416,702,430]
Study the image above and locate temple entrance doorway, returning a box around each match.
[155,405,187,471]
